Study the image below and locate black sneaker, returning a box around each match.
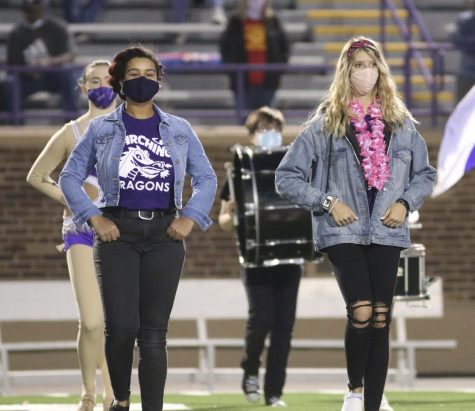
[109,402,129,411]
[242,374,261,403]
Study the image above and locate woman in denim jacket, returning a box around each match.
[275,36,436,411]
[59,46,217,411]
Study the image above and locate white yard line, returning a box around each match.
[0,404,190,410]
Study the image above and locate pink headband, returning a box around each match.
[347,40,379,59]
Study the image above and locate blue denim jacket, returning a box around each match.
[275,115,436,250]
[59,104,217,231]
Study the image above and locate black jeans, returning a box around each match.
[94,213,185,411]
[326,243,402,411]
[7,71,79,122]
[240,264,302,400]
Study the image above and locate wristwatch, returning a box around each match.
[322,195,335,212]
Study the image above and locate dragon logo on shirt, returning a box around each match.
[119,146,172,181]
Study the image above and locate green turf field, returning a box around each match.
[1,392,475,411]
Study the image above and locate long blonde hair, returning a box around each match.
[307,36,414,137]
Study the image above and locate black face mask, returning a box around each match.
[122,76,160,103]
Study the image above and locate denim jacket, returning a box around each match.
[275,115,436,250]
[59,104,217,231]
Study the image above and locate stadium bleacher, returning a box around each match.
[0,0,468,125]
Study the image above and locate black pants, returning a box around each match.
[326,243,402,411]
[94,213,185,411]
[7,71,79,122]
[240,264,302,400]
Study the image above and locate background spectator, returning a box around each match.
[7,0,78,120]
[450,0,475,102]
[219,0,289,111]
[63,0,107,23]
[172,0,226,25]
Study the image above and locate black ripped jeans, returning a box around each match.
[326,243,402,411]
[94,213,185,411]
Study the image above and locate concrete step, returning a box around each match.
[290,45,436,71]
[313,24,419,40]
[293,41,424,54]
[163,74,229,90]
[314,24,413,36]
[306,9,409,20]
[291,42,460,74]
[320,41,424,53]
[158,87,454,106]
[297,0,402,9]
[296,0,466,8]
[279,73,455,90]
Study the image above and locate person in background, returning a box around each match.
[172,0,227,25]
[275,36,436,411]
[211,0,227,25]
[63,0,107,23]
[6,0,78,121]
[59,45,217,411]
[27,60,116,411]
[219,0,289,110]
[450,0,475,102]
[219,107,301,407]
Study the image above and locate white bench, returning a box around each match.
[170,277,456,390]
[0,278,456,394]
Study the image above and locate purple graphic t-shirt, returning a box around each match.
[118,110,175,210]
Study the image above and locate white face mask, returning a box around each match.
[255,129,282,148]
[350,67,379,96]
[246,0,266,20]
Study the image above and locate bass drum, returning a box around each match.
[231,145,317,267]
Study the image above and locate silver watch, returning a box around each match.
[322,195,335,212]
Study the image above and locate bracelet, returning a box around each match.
[328,198,339,214]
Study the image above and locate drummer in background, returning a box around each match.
[219,107,301,408]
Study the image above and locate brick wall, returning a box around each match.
[411,144,475,302]
[1,126,474,301]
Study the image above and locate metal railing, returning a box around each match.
[0,64,82,124]
[1,0,457,127]
[380,0,454,125]
[0,63,331,124]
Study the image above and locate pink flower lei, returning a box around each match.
[349,99,391,191]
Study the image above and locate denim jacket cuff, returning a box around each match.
[180,206,213,231]
[72,205,102,227]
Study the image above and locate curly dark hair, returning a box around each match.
[109,45,163,100]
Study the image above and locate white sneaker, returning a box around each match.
[341,392,363,411]
[211,6,227,25]
[266,396,287,407]
[242,375,261,403]
[380,394,394,411]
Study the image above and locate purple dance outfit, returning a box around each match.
[63,225,94,251]
[62,120,98,252]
